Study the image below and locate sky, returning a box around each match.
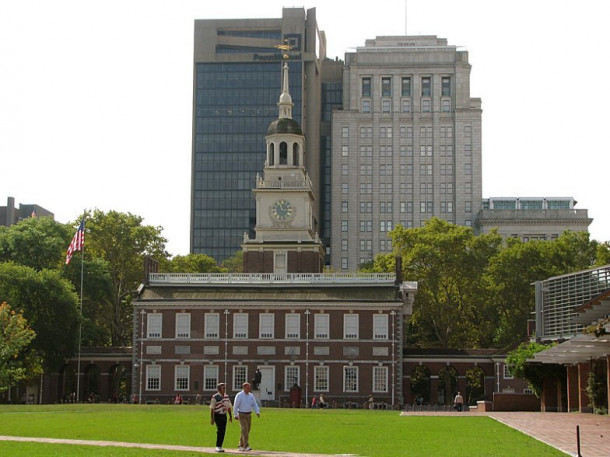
[1,0,609,256]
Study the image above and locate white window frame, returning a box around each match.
[204,365,219,391]
[233,365,247,391]
[284,366,300,391]
[314,366,329,392]
[503,365,514,379]
[259,313,274,339]
[343,366,359,392]
[205,313,220,339]
[174,365,190,391]
[343,314,359,339]
[314,313,329,339]
[373,314,389,340]
[146,365,161,391]
[285,313,300,339]
[233,313,248,339]
[373,366,388,393]
[147,313,162,338]
[175,313,191,339]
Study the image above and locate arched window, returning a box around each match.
[269,143,275,166]
[293,143,299,166]
[465,366,485,404]
[437,366,458,405]
[410,365,431,404]
[280,142,288,165]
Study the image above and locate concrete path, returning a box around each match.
[0,435,337,456]
[401,411,610,457]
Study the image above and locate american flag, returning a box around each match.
[65,219,85,265]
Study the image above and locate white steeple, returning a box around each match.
[278,61,293,119]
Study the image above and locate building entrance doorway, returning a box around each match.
[257,366,275,401]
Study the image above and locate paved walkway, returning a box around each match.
[2,412,609,456]
[0,435,336,456]
[401,411,610,457]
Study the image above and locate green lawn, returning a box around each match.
[0,404,566,456]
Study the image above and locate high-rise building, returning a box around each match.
[476,197,592,241]
[191,8,325,262]
[330,36,482,270]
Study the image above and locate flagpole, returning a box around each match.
[76,219,85,402]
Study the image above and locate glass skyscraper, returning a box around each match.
[191,8,324,262]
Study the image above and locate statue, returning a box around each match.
[252,369,262,390]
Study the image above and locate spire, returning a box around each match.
[275,40,294,120]
[278,61,293,119]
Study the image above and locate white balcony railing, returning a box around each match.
[148,272,398,285]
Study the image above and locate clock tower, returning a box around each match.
[242,55,325,273]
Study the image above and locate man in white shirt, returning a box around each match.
[233,382,261,451]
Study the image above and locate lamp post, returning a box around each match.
[304,309,311,406]
[138,309,146,405]
[390,310,396,407]
[224,309,230,384]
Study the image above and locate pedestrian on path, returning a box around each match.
[234,382,260,451]
[210,382,232,453]
[453,392,464,412]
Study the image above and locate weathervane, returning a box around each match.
[274,39,293,60]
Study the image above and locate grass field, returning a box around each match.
[0,404,566,456]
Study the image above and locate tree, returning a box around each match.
[359,253,395,273]
[0,302,40,392]
[505,342,564,397]
[84,210,168,345]
[0,263,79,370]
[487,231,600,347]
[595,241,610,266]
[220,251,244,273]
[64,256,114,346]
[161,253,221,273]
[391,219,502,348]
[0,217,72,271]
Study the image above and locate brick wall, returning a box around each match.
[492,393,540,411]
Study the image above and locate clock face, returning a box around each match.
[271,199,294,222]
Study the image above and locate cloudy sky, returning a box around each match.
[1,0,609,256]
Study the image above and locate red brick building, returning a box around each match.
[131,273,416,407]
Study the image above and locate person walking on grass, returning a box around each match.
[234,382,260,451]
[210,382,232,453]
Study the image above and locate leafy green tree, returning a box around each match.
[0,263,79,370]
[161,253,221,273]
[391,219,502,348]
[84,210,168,345]
[64,256,114,346]
[595,241,610,266]
[0,302,40,391]
[487,231,599,347]
[220,250,244,273]
[359,253,395,273]
[505,342,564,397]
[0,217,72,270]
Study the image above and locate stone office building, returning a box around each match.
[331,35,482,271]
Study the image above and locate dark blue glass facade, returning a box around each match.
[320,81,343,263]
[192,61,303,261]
